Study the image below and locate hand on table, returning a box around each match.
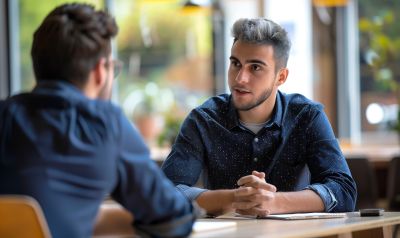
[232,171,278,217]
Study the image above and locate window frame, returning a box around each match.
[0,0,10,99]
[336,0,361,144]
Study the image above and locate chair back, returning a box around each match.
[387,156,400,211]
[0,195,51,238]
[346,157,378,209]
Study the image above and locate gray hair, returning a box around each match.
[231,18,291,70]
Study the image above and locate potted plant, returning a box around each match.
[127,82,175,145]
[157,113,183,147]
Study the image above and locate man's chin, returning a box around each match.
[233,100,254,111]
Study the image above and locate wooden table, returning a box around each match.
[341,144,400,200]
[190,212,400,238]
[94,204,400,238]
[341,145,400,168]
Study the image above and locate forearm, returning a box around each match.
[196,189,235,216]
[272,189,325,214]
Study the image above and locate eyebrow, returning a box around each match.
[229,56,268,66]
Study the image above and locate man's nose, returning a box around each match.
[235,68,250,84]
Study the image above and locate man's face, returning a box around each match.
[228,40,281,111]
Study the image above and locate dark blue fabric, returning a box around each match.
[0,81,195,238]
[162,91,356,212]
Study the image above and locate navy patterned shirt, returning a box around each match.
[0,81,196,238]
[162,91,356,212]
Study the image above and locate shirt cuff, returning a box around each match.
[176,184,208,201]
[304,184,338,212]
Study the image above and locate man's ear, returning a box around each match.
[92,58,107,87]
[81,57,108,99]
[276,68,289,86]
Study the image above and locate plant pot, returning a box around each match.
[134,114,164,145]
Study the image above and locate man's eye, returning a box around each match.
[251,65,261,71]
[231,61,241,67]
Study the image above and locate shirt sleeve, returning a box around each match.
[111,112,196,238]
[0,101,5,151]
[304,108,357,212]
[162,110,206,191]
[176,184,208,201]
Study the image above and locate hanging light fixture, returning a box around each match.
[313,0,349,7]
[181,0,212,14]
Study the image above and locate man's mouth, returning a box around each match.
[234,87,251,95]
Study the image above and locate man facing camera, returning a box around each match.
[162,18,356,217]
[0,3,197,237]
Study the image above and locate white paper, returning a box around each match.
[193,221,237,232]
[257,212,347,220]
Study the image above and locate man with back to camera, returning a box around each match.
[162,18,357,217]
[0,3,198,237]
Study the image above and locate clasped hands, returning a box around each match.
[232,171,278,217]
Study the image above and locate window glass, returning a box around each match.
[17,0,213,147]
[358,0,400,143]
[18,0,103,92]
[114,0,213,146]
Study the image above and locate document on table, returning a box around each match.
[236,212,347,220]
[193,221,237,232]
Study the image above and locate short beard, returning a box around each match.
[234,88,273,111]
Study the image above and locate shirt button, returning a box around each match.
[253,157,258,162]
[254,137,259,142]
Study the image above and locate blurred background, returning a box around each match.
[0,0,399,210]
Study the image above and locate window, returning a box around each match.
[358,0,400,143]
[12,0,214,147]
[15,0,103,94]
[113,0,213,146]
[10,0,397,146]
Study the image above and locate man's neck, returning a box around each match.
[81,73,100,99]
[238,92,277,124]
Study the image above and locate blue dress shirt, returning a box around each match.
[0,81,196,238]
[162,91,356,212]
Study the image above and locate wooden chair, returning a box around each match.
[0,195,51,238]
[387,156,400,211]
[346,157,378,209]
[387,156,400,238]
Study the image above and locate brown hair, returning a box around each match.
[31,3,118,86]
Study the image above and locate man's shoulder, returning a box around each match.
[0,99,7,122]
[1,91,124,122]
[0,93,30,113]
[194,94,231,118]
[280,91,323,112]
[86,99,123,116]
[197,94,230,111]
[0,98,7,110]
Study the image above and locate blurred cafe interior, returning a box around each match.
[0,0,399,218]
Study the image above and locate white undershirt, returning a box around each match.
[239,120,269,134]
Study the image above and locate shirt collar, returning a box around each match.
[226,95,240,130]
[32,80,87,101]
[226,91,284,130]
[271,91,283,128]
